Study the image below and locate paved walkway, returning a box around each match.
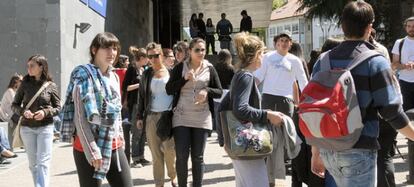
[0,133,413,186]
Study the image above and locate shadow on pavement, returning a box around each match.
[55,170,78,176]
[205,163,233,173]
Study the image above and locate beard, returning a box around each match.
[407,31,414,37]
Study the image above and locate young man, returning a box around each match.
[253,31,308,186]
[392,16,414,112]
[240,10,252,33]
[311,2,414,187]
[216,13,233,50]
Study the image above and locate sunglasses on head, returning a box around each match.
[193,48,206,53]
[148,54,160,59]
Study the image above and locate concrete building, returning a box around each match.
[267,0,343,59]
[0,0,275,97]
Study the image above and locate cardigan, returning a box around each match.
[165,60,223,119]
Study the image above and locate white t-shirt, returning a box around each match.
[392,37,414,82]
[253,51,308,99]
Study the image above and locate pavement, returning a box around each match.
[0,133,413,187]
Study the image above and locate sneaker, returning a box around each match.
[139,158,152,166]
[131,161,143,168]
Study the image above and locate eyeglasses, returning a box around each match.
[148,54,160,59]
[193,48,206,53]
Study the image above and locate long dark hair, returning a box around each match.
[24,54,53,82]
[7,74,22,89]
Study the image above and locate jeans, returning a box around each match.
[20,125,54,187]
[319,148,377,187]
[0,127,11,152]
[130,106,146,162]
[174,126,208,187]
[73,148,132,187]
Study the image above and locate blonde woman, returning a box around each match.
[219,32,284,187]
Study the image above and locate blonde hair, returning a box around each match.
[233,32,264,69]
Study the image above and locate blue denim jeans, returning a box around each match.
[21,125,54,187]
[0,127,11,152]
[319,148,377,187]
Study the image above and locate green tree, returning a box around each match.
[297,0,408,49]
[273,0,287,10]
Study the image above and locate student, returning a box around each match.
[166,38,223,187]
[310,2,414,186]
[61,32,132,187]
[12,54,61,187]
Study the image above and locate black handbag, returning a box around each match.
[156,110,173,141]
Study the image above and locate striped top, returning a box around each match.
[312,41,409,149]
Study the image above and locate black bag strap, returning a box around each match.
[399,38,405,64]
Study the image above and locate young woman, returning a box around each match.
[61,32,132,187]
[12,54,61,187]
[166,38,223,187]
[205,18,217,55]
[123,46,150,167]
[189,14,199,39]
[0,74,23,142]
[173,41,189,66]
[219,32,284,187]
[136,42,177,187]
[162,48,176,69]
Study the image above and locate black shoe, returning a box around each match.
[0,157,11,165]
[139,158,152,166]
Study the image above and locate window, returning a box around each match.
[292,24,299,34]
[277,26,283,34]
[284,25,291,32]
[269,27,276,36]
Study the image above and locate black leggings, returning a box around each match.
[73,148,133,187]
[174,126,208,187]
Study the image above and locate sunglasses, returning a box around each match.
[193,48,206,53]
[148,54,160,59]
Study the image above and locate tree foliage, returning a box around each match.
[296,0,407,48]
[273,0,287,10]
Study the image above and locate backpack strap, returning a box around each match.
[346,50,382,70]
[398,38,405,64]
[319,51,331,71]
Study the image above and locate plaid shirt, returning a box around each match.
[60,64,122,180]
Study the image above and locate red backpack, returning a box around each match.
[298,50,381,151]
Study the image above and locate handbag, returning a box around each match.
[219,71,272,159]
[12,81,51,148]
[156,110,173,141]
[220,110,273,160]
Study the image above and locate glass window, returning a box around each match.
[277,26,283,34]
[292,24,299,34]
[284,25,291,32]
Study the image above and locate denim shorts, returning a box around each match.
[319,148,377,187]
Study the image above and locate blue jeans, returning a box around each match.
[21,125,54,187]
[0,127,11,152]
[320,148,377,187]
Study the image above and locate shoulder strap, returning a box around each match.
[346,50,382,70]
[25,81,51,110]
[399,38,405,64]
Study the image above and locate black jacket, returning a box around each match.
[165,62,223,118]
[136,67,172,123]
[240,16,252,33]
[12,77,61,127]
